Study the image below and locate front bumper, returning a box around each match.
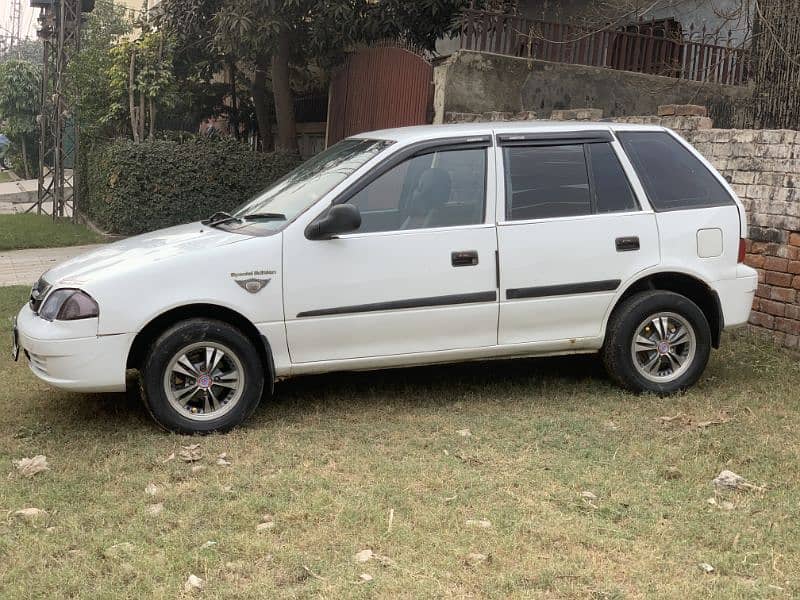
[15,304,133,393]
[712,265,759,330]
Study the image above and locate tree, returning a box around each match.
[67,1,133,142]
[161,0,486,154]
[0,59,41,178]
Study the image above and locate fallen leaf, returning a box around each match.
[184,574,204,592]
[359,573,373,582]
[147,503,164,516]
[465,518,492,529]
[179,445,202,463]
[256,522,274,532]
[456,428,472,437]
[712,470,764,491]
[465,552,489,566]
[14,507,47,520]
[216,453,232,467]
[659,413,686,423]
[161,452,176,463]
[191,465,206,473]
[201,541,217,549]
[13,455,49,478]
[354,549,373,563]
[580,491,597,500]
[145,483,159,496]
[698,562,715,573]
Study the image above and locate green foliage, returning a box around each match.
[0,39,44,65]
[67,1,133,141]
[0,59,41,177]
[83,137,301,235]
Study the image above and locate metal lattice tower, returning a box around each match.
[31,0,82,220]
[10,0,23,48]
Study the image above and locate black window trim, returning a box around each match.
[616,130,736,213]
[306,135,493,239]
[502,138,639,222]
[497,130,613,147]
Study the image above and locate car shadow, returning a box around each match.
[40,353,610,434]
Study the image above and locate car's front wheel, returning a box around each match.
[602,290,712,394]
[140,319,265,433]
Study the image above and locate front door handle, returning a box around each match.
[615,236,640,252]
[452,250,479,267]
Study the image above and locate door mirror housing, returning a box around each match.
[306,204,362,240]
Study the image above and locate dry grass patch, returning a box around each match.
[0,285,799,598]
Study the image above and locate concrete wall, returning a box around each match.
[433,51,750,124]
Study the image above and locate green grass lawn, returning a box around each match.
[0,284,798,598]
[0,214,104,251]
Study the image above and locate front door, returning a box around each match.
[284,142,499,363]
[496,133,660,344]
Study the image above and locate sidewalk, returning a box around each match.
[0,245,100,287]
[0,175,72,215]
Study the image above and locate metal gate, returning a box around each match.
[327,46,433,145]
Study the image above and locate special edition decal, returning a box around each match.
[231,270,276,294]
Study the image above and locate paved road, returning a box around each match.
[0,245,101,287]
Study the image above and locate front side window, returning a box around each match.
[233,138,392,230]
[347,147,487,234]
[618,131,734,211]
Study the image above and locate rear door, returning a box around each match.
[496,131,660,344]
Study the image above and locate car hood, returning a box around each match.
[43,222,251,286]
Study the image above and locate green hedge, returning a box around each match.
[82,138,302,235]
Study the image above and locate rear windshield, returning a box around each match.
[617,131,734,211]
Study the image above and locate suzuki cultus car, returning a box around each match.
[13,122,757,433]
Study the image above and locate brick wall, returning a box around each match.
[444,106,800,349]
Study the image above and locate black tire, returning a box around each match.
[140,318,265,434]
[602,290,712,395]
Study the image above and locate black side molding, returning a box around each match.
[506,279,621,300]
[297,291,498,318]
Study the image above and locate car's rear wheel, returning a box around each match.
[140,319,264,433]
[602,290,711,394]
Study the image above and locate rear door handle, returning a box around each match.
[452,250,479,267]
[615,236,640,252]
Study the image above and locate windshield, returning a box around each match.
[232,138,393,227]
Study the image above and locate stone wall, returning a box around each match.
[433,51,751,125]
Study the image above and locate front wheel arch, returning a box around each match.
[127,304,274,393]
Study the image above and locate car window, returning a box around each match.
[504,144,591,220]
[617,131,734,211]
[587,143,639,213]
[233,138,392,229]
[348,148,487,234]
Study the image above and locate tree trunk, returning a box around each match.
[21,138,30,180]
[251,66,273,152]
[149,98,157,140]
[228,58,240,141]
[129,48,139,143]
[139,90,146,142]
[271,26,298,154]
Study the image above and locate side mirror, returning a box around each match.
[306,204,362,240]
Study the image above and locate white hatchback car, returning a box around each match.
[13,122,757,433]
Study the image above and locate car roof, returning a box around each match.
[351,121,667,144]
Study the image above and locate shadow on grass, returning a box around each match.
[34,353,610,435]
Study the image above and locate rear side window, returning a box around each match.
[504,142,638,220]
[504,144,591,220]
[618,131,734,211]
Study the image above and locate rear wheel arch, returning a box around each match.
[607,272,723,348]
[127,304,274,388]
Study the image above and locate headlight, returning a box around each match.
[39,289,99,321]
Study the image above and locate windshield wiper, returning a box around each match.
[202,211,241,227]
[242,213,287,221]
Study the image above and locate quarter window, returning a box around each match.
[618,131,734,211]
[348,148,487,234]
[587,143,639,213]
